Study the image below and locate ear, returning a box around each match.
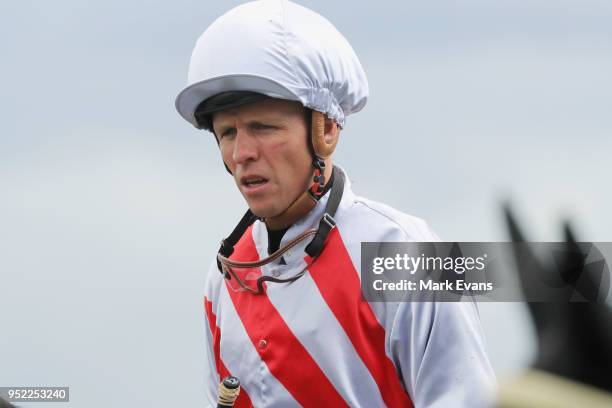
[311,110,339,158]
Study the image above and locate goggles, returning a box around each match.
[217,228,319,295]
[215,166,345,295]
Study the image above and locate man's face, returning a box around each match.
[212,98,312,219]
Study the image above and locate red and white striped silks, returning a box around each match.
[202,171,496,408]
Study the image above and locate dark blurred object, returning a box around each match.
[0,398,16,408]
[497,206,612,408]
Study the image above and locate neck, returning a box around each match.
[264,190,317,230]
[264,164,334,230]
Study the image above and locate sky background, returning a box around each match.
[1,0,611,406]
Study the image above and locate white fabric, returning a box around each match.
[202,168,497,407]
[175,0,368,128]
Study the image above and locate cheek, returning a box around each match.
[270,143,312,188]
[268,140,311,169]
[219,143,234,167]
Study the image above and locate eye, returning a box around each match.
[219,127,237,138]
[251,123,276,131]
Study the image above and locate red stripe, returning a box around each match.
[204,299,222,375]
[307,229,414,408]
[225,226,349,407]
[204,298,253,408]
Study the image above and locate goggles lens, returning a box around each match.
[223,264,265,293]
[218,229,317,294]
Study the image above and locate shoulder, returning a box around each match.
[336,192,441,243]
[332,190,442,328]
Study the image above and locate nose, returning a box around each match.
[232,127,259,165]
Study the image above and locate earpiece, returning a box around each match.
[310,110,338,158]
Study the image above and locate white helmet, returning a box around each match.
[175,0,369,129]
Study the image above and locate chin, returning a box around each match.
[246,201,281,219]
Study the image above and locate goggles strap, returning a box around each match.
[216,209,258,273]
[256,272,307,293]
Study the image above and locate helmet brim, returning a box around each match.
[175,74,301,128]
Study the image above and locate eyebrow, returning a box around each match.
[215,118,282,132]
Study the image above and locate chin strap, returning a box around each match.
[264,188,318,230]
[264,155,327,230]
[311,156,326,196]
[264,110,335,229]
[304,165,344,257]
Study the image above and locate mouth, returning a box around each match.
[240,175,270,193]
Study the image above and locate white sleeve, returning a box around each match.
[390,301,497,408]
[202,318,219,407]
[202,260,221,407]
